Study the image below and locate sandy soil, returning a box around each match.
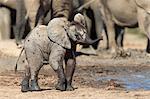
[0,33,150,99]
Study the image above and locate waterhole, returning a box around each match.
[96,70,150,90]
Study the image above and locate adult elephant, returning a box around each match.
[99,0,150,55]
[73,0,104,49]
[15,0,52,45]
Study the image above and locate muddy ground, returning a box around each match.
[0,32,150,99]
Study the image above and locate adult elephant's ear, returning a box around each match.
[47,18,71,49]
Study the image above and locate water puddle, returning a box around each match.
[96,71,150,90]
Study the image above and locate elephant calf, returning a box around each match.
[17,13,100,92]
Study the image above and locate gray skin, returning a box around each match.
[99,0,150,55]
[17,14,100,92]
[73,0,104,49]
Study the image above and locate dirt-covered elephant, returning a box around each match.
[15,13,100,92]
[99,0,150,55]
[73,0,104,49]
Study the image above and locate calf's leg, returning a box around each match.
[49,45,66,91]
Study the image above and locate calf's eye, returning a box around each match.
[75,34,80,40]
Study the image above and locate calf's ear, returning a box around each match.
[47,26,71,49]
[74,13,86,27]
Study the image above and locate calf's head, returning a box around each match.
[48,13,101,49]
[67,13,101,46]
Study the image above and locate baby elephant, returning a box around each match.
[17,13,100,92]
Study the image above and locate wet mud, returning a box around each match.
[0,48,150,91]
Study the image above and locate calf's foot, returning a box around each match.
[21,78,30,92]
[66,84,75,91]
[55,81,66,91]
[30,79,41,91]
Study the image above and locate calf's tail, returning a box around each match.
[15,47,24,73]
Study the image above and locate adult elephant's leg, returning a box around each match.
[64,45,76,91]
[105,18,117,53]
[115,25,125,47]
[24,0,40,29]
[145,15,150,53]
[0,8,11,40]
[15,0,26,45]
[91,0,103,49]
[43,10,51,25]
[102,7,116,53]
[35,5,44,27]
[49,45,66,91]
[37,0,52,25]
[83,10,92,38]
[114,25,131,57]
[104,26,109,49]
[137,7,150,53]
[146,39,150,53]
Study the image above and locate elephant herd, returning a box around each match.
[0,0,150,92]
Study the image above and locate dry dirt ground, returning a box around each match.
[0,32,150,99]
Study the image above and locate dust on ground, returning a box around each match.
[0,32,150,99]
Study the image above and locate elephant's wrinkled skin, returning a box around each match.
[99,0,150,55]
[18,14,99,92]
